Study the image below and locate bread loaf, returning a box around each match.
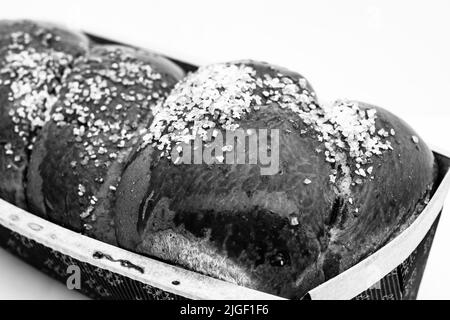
[113,61,436,298]
[27,45,184,244]
[0,20,438,299]
[0,20,88,209]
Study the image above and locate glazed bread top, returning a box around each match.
[26,45,184,244]
[0,20,438,299]
[114,61,436,298]
[0,20,88,208]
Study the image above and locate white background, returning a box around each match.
[0,0,449,299]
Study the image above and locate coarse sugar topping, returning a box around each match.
[143,61,315,151]
[50,47,169,169]
[0,28,76,167]
[304,99,393,195]
[143,61,394,195]
[49,47,173,224]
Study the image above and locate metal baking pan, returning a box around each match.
[0,33,448,300]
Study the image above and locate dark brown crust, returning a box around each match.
[0,20,88,55]
[115,62,331,297]
[27,45,184,245]
[114,62,436,298]
[0,23,438,299]
[0,20,88,208]
[134,107,334,297]
[323,102,436,276]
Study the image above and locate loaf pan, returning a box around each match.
[0,33,448,300]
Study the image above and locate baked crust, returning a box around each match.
[0,21,438,298]
[0,20,88,208]
[114,61,436,298]
[27,45,184,244]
